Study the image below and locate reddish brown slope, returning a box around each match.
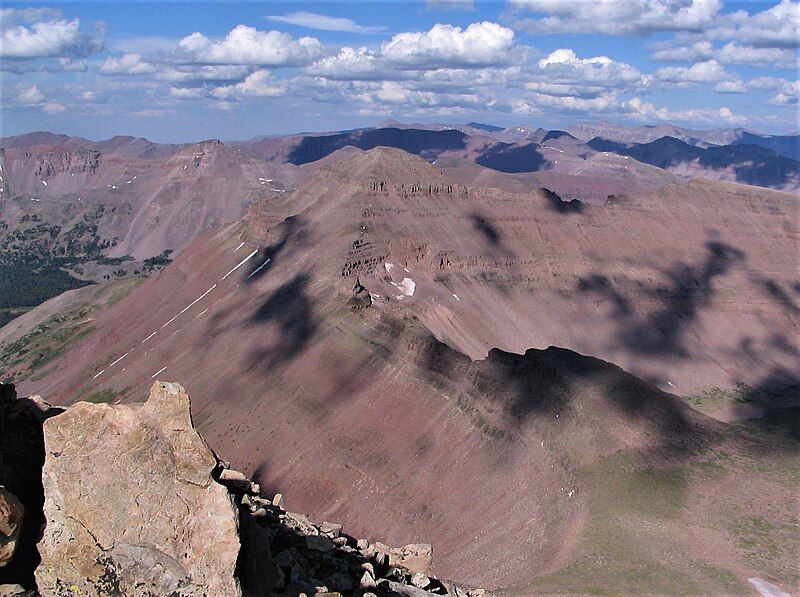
[11,148,799,589]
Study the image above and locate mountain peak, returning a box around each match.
[322,145,447,185]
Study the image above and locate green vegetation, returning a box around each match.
[527,452,747,596]
[0,306,95,381]
[142,249,173,272]
[84,388,117,404]
[728,511,800,585]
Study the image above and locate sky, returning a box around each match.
[0,0,798,142]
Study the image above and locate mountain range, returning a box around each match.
[0,131,797,593]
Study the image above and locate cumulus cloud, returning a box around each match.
[305,47,385,80]
[651,40,796,67]
[512,91,620,115]
[42,101,65,114]
[713,79,746,94]
[699,0,799,49]
[381,22,517,68]
[17,84,44,104]
[266,11,385,33]
[510,0,721,36]
[99,53,156,75]
[0,11,103,59]
[172,25,322,66]
[656,59,734,84]
[210,69,286,99]
[169,86,204,100]
[536,48,646,88]
[157,64,252,83]
[625,97,747,125]
[749,76,800,105]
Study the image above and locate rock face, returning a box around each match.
[0,383,60,589]
[36,381,242,596]
[0,488,22,567]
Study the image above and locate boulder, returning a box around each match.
[0,488,22,567]
[35,381,242,596]
[389,543,433,575]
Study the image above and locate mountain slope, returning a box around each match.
[7,147,798,591]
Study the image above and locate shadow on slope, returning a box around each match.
[287,128,468,165]
[577,239,746,358]
[475,142,547,173]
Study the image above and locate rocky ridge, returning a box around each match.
[0,381,481,596]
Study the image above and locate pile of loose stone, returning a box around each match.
[217,466,486,597]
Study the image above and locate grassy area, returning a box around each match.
[523,452,750,596]
[84,388,117,404]
[0,306,95,382]
[0,276,145,384]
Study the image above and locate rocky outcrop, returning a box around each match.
[2,376,484,595]
[219,463,482,597]
[36,382,242,596]
[0,384,60,590]
[0,488,22,567]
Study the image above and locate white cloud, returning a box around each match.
[381,22,517,68]
[173,25,322,66]
[42,101,65,114]
[0,16,103,59]
[713,79,746,94]
[266,11,385,33]
[749,76,800,105]
[513,91,620,114]
[210,69,285,99]
[701,0,799,49]
[17,84,44,104]
[656,59,733,84]
[652,40,796,67]
[157,64,252,83]
[510,0,721,36]
[625,97,747,125]
[306,47,384,80]
[169,86,204,100]
[99,53,156,75]
[536,48,645,87]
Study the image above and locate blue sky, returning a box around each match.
[1,1,797,142]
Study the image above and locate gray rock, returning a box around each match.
[305,535,335,553]
[360,570,377,590]
[320,521,342,537]
[411,572,431,589]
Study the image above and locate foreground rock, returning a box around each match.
[0,488,23,567]
[0,384,61,589]
[219,464,482,597]
[36,382,242,596]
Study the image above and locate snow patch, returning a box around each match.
[233,242,245,252]
[41,180,47,186]
[222,249,258,280]
[161,284,217,328]
[140,331,157,344]
[391,278,415,297]
[108,352,128,368]
[452,293,460,301]
[246,258,271,279]
[384,262,394,273]
[151,366,168,379]
[92,368,106,380]
[749,578,791,597]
